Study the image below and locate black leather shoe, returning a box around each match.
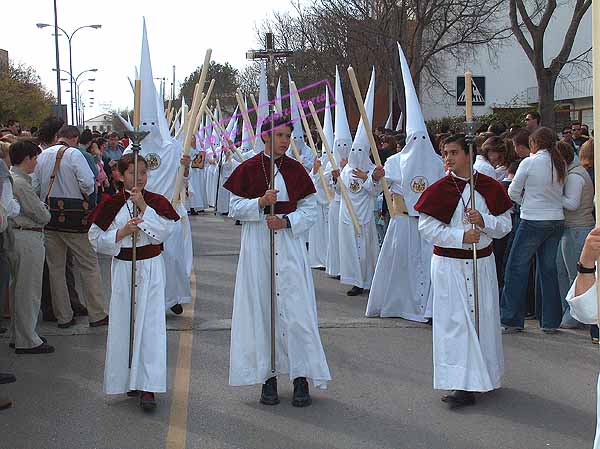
[89,316,109,328]
[260,377,279,405]
[127,390,140,397]
[0,373,16,385]
[346,286,364,296]
[140,391,156,411]
[15,342,55,355]
[441,390,476,408]
[292,377,312,407]
[10,336,47,349]
[57,318,76,329]
[170,304,184,315]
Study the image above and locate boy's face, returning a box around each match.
[442,142,470,173]
[263,126,292,157]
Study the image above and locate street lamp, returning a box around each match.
[37,22,101,125]
[53,68,97,126]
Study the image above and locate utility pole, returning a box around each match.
[53,0,61,106]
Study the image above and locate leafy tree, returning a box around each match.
[0,63,55,128]
[179,61,240,116]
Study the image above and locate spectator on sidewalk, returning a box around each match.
[33,125,108,329]
[501,127,567,333]
[8,140,54,354]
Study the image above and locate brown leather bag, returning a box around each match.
[45,146,96,233]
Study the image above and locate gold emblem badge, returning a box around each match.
[349,179,361,193]
[411,176,427,193]
[146,153,161,170]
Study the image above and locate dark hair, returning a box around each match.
[93,137,107,149]
[556,140,575,165]
[507,160,521,176]
[488,122,506,136]
[579,139,594,169]
[58,125,80,140]
[529,127,566,184]
[259,115,294,143]
[481,136,509,164]
[562,126,572,133]
[37,116,65,145]
[381,135,396,148]
[107,131,119,139]
[117,153,147,176]
[442,134,468,153]
[527,111,541,124]
[512,129,531,149]
[9,139,41,165]
[80,129,93,146]
[6,119,17,127]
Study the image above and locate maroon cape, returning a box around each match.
[414,172,513,224]
[223,152,316,214]
[91,190,180,231]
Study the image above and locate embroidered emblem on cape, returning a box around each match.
[411,176,427,193]
[146,153,161,170]
[349,179,362,193]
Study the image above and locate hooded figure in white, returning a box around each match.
[214,108,241,215]
[287,73,314,172]
[338,67,382,295]
[325,66,352,278]
[89,19,180,400]
[366,43,445,321]
[187,112,208,213]
[204,112,217,206]
[308,86,333,269]
[123,20,192,312]
[240,96,256,159]
[253,62,268,155]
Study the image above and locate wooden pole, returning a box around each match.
[169,107,182,135]
[308,101,361,235]
[235,91,256,147]
[346,67,397,216]
[289,81,333,202]
[593,1,600,331]
[133,80,141,129]
[204,107,244,162]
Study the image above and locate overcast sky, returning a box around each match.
[4,0,296,122]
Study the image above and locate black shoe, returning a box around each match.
[10,336,47,349]
[57,318,76,329]
[346,286,364,296]
[43,314,58,323]
[170,304,184,315]
[235,220,241,226]
[140,391,156,411]
[15,342,55,355]
[0,373,16,385]
[89,316,109,328]
[332,275,341,280]
[292,377,312,407]
[441,390,476,408]
[315,267,326,271]
[0,327,6,334]
[127,390,140,397]
[189,209,199,216]
[260,377,280,405]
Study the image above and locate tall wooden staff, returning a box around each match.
[465,71,480,337]
[593,2,600,330]
[246,33,293,376]
[235,91,256,148]
[124,80,149,367]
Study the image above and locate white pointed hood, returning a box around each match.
[321,85,334,164]
[196,114,205,151]
[254,62,268,153]
[348,66,375,171]
[138,18,171,146]
[395,42,444,216]
[288,72,304,143]
[224,106,239,143]
[395,112,403,132]
[333,66,352,164]
[385,111,393,129]
[115,113,134,132]
[275,77,283,113]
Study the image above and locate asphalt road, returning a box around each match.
[0,212,598,449]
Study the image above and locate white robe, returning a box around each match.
[88,201,176,394]
[228,170,331,388]
[188,164,208,210]
[366,157,434,321]
[308,170,330,269]
[418,180,511,392]
[164,202,193,308]
[206,161,217,207]
[214,156,239,215]
[338,166,381,289]
[565,281,600,449]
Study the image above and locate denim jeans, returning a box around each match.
[557,226,593,324]
[501,219,565,329]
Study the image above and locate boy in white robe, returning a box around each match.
[415,134,513,408]
[224,117,331,407]
[89,154,179,411]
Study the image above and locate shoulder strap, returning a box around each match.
[45,146,69,203]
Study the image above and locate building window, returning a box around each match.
[92,126,97,131]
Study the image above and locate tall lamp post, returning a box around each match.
[53,68,97,127]
[37,22,101,125]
